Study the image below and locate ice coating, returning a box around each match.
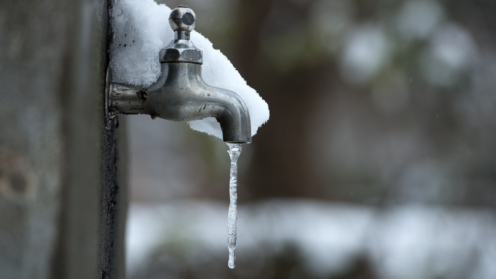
[109,0,269,139]
[227,143,241,269]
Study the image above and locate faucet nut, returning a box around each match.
[160,48,203,64]
[169,6,197,32]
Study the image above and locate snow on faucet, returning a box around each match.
[108,1,269,140]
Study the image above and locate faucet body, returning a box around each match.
[110,63,251,143]
[108,6,251,143]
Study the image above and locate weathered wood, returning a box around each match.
[0,0,128,278]
[101,118,128,279]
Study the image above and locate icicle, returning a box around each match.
[226,143,242,269]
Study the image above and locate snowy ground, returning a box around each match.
[126,199,496,279]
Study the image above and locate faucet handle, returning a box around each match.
[169,5,197,33]
[161,6,202,64]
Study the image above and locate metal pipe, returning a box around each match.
[109,63,251,143]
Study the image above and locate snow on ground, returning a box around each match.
[109,0,269,139]
[126,199,496,279]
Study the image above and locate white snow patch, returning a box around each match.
[396,1,444,40]
[341,25,390,84]
[110,0,269,139]
[126,200,496,279]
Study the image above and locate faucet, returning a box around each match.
[106,5,252,144]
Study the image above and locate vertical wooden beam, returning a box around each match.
[0,0,128,278]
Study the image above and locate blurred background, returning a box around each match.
[126,0,496,278]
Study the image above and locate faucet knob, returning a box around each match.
[169,5,197,32]
[161,6,202,64]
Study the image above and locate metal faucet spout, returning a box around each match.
[108,64,252,143]
[147,63,251,143]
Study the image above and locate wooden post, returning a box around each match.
[0,0,128,278]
